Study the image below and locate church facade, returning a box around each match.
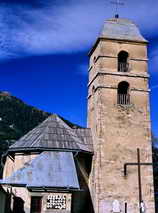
[0,115,93,213]
[0,17,156,213]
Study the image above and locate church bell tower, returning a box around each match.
[88,18,155,213]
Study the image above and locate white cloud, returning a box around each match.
[0,0,158,60]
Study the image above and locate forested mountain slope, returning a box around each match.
[0,91,50,151]
[0,91,82,151]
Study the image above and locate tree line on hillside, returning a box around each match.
[0,92,50,175]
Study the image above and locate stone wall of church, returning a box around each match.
[88,39,155,213]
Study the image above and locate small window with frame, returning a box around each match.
[30,196,42,213]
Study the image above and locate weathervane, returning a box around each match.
[110,0,125,18]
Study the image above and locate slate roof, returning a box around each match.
[9,115,93,153]
[100,18,147,43]
[0,152,80,189]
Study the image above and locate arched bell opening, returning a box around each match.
[117,81,130,105]
[118,51,129,72]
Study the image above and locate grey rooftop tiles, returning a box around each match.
[100,18,147,43]
[9,115,93,153]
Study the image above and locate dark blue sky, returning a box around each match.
[0,0,158,136]
[0,53,88,126]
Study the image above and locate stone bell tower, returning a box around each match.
[87,18,155,213]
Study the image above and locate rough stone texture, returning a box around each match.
[88,21,155,213]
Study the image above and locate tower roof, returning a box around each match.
[100,18,147,43]
[9,114,93,153]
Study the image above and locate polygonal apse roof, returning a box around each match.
[9,115,93,153]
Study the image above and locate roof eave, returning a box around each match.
[88,37,148,57]
[0,183,26,187]
[8,147,94,154]
[27,186,81,192]
[0,183,81,191]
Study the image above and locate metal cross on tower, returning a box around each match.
[110,0,125,18]
[124,148,153,213]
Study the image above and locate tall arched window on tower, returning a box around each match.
[118,51,129,72]
[117,81,130,105]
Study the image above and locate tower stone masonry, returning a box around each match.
[87,18,155,213]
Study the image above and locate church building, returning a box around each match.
[0,16,156,213]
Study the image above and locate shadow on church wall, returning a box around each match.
[73,153,94,213]
[13,196,25,213]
